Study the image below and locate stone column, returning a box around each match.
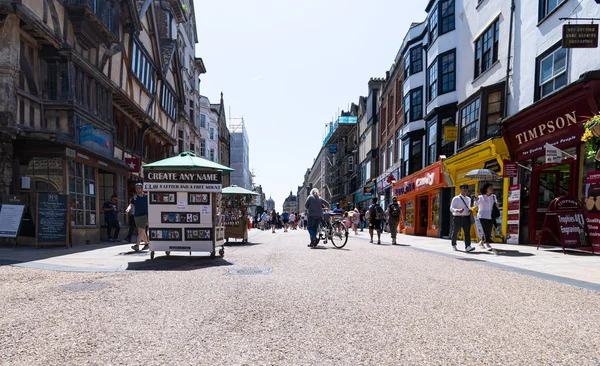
[0,14,20,194]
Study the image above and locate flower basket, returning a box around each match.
[582,116,600,161]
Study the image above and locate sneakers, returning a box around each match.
[108,238,114,243]
[465,245,475,252]
[452,245,458,251]
[485,244,493,251]
[131,244,139,252]
[141,244,149,250]
[369,239,373,243]
[377,240,381,245]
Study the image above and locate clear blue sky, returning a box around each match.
[194,0,427,211]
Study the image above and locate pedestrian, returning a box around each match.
[473,183,498,251]
[360,209,365,231]
[294,212,299,230]
[102,194,121,242]
[289,211,296,231]
[388,196,401,244]
[368,197,384,244]
[126,183,149,252]
[304,188,330,248]
[282,209,290,232]
[270,210,277,233]
[352,208,360,235]
[124,192,137,243]
[450,184,475,252]
[303,211,308,230]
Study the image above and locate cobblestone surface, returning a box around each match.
[1,229,600,365]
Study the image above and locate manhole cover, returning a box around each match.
[57,282,110,291]
[227,268,272,275]
[456,258,485,262]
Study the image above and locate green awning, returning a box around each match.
[221,184,259,196]
[142,152,234,174]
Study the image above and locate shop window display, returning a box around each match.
[404,200,415,229]
[69,161,96,226]
[430,194,440,230]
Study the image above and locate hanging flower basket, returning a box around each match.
[581,115,600,160]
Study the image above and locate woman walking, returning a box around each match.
[473,183,498,251]
[352,208,360,235]
[270,210,277,233]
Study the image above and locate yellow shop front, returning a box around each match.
[443,138,510,243]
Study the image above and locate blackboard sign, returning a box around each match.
[36,193,69,247]
[0,204,25,238]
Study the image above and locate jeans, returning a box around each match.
[480,218,494,243]
[106,218,120,240]
[307,216,320,242]
[451,215,471,248]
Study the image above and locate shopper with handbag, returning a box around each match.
[450,184,475,252]
[473,183,499,251]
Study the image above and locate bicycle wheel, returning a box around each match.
[330,221,349,248]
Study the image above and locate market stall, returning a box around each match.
[221,185,259,243]
[142,152,233,259]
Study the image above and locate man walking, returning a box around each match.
[450,184,475,252]
[388,197,401,245]
[126,183,149,252]
[368,197,384,244]
[124,194,137,243]
[103,194,120,242]
[304,188,329,248]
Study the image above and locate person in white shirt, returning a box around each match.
[450,184,475,252]
[473,183,498,251]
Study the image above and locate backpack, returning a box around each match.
[371,204,384,220]
[389,203,400,218]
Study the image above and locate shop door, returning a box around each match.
[529,162,575,244]
[416,195,428,236]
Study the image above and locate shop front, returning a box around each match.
[501,76,600,245]
[392,161,448,237]
[376,169,399,209]
[443,138,510,243]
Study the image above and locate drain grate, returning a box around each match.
[57,282,110,291]
[227,268,272,275]
[456,257,486,262]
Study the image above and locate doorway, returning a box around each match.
[416,195,428,236]
[529,162,575,244]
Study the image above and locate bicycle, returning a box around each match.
[314,211,349,248]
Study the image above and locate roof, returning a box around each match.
[222,185,260,196]
[142,152,234,173]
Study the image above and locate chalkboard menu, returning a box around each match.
[0,204,25,238]
[36,193,69,247]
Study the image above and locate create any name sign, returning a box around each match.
[144,171,223,192]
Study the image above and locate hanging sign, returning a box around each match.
[562,24,598,48]
[544,144,562,163]
[503,160,518,178]
[443,126,457,142]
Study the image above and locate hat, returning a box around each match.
[459,184,469,189]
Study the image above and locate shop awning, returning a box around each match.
[222,185,259,196]
[142,152,234,174]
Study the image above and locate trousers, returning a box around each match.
[451,215,471,248]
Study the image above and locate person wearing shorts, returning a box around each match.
[368,197,382,244]
[126,183,149,251]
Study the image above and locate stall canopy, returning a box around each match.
[142,152,234,173]
[222,185,259,195]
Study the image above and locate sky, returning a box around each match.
[194,0,428,211]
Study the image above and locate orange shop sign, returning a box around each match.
[393,163,444,196]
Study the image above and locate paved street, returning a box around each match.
[2,230,600,365]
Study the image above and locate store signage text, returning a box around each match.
[415,173,435,188]
[394,182,415,196]
[79,125,110,148]
[144,171,222,184]
[515,111,577,145]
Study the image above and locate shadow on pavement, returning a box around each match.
[224,241,262,247]
[467,249,534,257]
[0,242,120,266]
[126,256,234,271]
[545,249,598,256]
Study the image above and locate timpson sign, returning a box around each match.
[514,111,577,145]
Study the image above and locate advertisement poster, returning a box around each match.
[506,184,521,244]
[556,213,587,248]
[583,171,600,250]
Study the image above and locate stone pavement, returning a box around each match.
[0,228,598,290]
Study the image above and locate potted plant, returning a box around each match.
[581,115,600,160]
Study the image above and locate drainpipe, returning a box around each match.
[504,0,516,118]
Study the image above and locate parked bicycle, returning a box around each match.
[314,211,349,248]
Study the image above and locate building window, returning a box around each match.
[539,0,567,21]
[410,45,423,74]
[537,46,567,100]
[402,140,410,177]
[427,121,437,165]
[388,139,394,167]
[69,161,96,226]
[404,51,410,77]
[440,50,456,94]
[460,98,480,146]
[440,0,455,34]
[381,147,386,174]
[410,88,423,122]
[200,139,206,157]
[403,93,410,123]
[411,139,422,174]
[161,83,177,120]
[189,100,195,125]
[428,4,438,43]
[209,127,215,140]
[427,61,438,102]
[396,130,402,163]
[178,130,184,153]
[190,143,195,154]
[440,117,455,157]
[131,40,156,93]
[200,114,206,128]
[348,156,354,172]
[474,19,499,78]
[210,149,215,161]
[486,91,502,137]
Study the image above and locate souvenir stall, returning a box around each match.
[221,185,259,243]
[142,152,233,259]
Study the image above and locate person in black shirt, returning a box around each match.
[126,183,149,251]
[103,194,120,242]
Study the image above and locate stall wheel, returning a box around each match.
[219,248,225,256]
[225,238,229,243]
[150,251,155,260]
[165,251,171,256]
